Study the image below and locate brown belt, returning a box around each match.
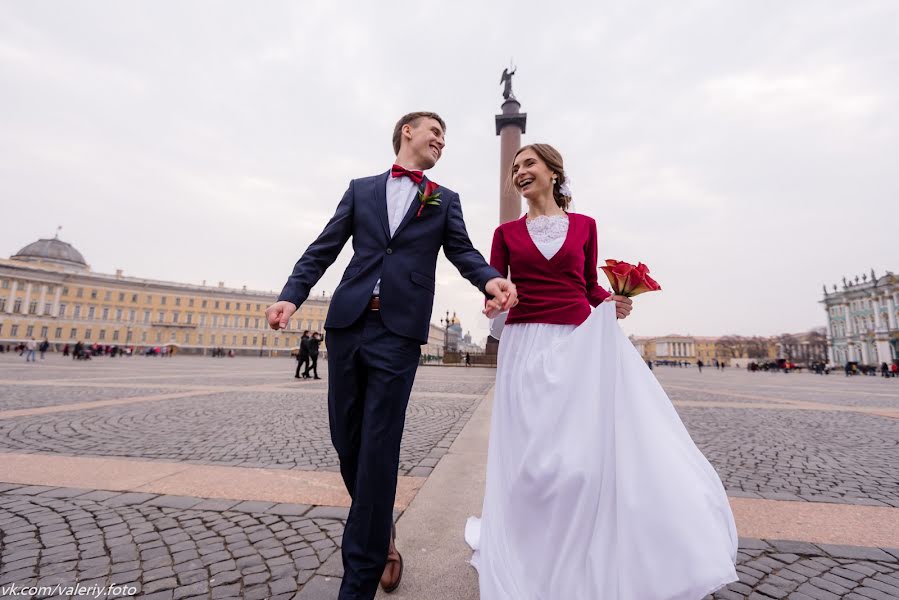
[368,296,381,311]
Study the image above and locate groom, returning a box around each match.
[265,111,518,599]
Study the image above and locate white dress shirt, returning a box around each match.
[372,173,419,295]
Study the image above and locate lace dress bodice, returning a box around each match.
[526,214,569,260]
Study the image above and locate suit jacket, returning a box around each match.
[278,171,501,344]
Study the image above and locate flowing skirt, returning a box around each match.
[465,302,738,599]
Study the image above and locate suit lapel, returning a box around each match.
[392,176,426,239]
[373,171,391,241]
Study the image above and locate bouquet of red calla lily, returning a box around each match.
[600,259,662,297]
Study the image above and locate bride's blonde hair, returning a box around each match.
[510,144,571,210]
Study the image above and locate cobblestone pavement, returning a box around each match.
[710,538,899,600]
[2,485,897,600]
[0,358,492,477]
[1,356,897,598]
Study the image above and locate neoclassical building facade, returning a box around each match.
[0,236,330,356]
[821,269,898,365]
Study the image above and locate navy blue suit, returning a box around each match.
[278,171,500,599]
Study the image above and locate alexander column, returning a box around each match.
[496,66,527,224]
[487,68,528,356]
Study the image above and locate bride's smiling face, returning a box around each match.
[512,148,554,201]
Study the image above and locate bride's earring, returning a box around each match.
[552,175,558,185]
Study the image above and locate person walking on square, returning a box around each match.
[304,332,322,379]
[697,358,704,373]
[25,338,36,362]
[466,144,737,599]
[265,111,517,600]
[39,338,49,360]
[296,330,310,379]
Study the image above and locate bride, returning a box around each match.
[465,143,738,599]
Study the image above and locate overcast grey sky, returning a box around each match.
[2,1,896,343]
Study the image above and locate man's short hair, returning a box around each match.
[392,112,446,155]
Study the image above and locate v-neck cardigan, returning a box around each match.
[490,213,611,326]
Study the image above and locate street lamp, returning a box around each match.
[440,310,457,359]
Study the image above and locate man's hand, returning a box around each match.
[604,294,633,319]
[265,301,298,330]
[485,278,518,311]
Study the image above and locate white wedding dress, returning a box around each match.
[465,215,738,600]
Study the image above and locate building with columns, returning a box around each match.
[821,269,898,366]
[0,236,330,356]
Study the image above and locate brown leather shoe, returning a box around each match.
[380,524,403,593]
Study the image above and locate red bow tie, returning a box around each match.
[391,164,424,185]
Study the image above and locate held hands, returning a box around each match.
[265,301,298,330]
[483,278,518,319]
[604,294,633,319]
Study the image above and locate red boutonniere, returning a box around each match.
[417,180,442,217]
[600,259,662,297]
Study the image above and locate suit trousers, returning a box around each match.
[325,310,421,600]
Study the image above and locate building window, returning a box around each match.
[198,333,204,344]
[212,315,218,327]
[70,328,77,338]
[202,300,207,308]
[215,301,220,309]
[199,314,206,326]
[253,336,258,345]
[141,332,147,342]
[90,289,97,299]
[244,317,250,328]
[26,325,34,336]
[11,324,19,336]
[274,337,280,347]
[161,296,167,305]
[43,303,51,314]
[236,302,241,311]
[74,305,81,319]
[14,299,22,313]
[143,310,150,323]
[88,306,95,319]
[146,295,152,303]
[55,327,62,338]
[28,301,38,314]
[222,316,229,328]
[104,291,111,301]
[255,317,260,329]
[40,326,48,338]
[186,313,193,324]
[158,311,165,322]
[211,334,216,344]
[58,303,67,317]
[172,311,180,324]
[113,330,120,341]
[99,330,106,340]
[188,298,194,307]
[118,292,125,302]
[129,309,135,321]
[226,302,231,310]
[116,308,123,321]
[242,335,248,345]
[0,299,5,312]
[183,333,190,344]
[132,294,138,303]
[77,288,83,298]
[102,308,109,320]
[175,297,181,307]
[232,335,237,345]
[126,330,132,343]
[256,304,261,311]
[1,279,7,289]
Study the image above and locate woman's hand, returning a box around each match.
[483,297,505,319]
[604,294,633,319]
